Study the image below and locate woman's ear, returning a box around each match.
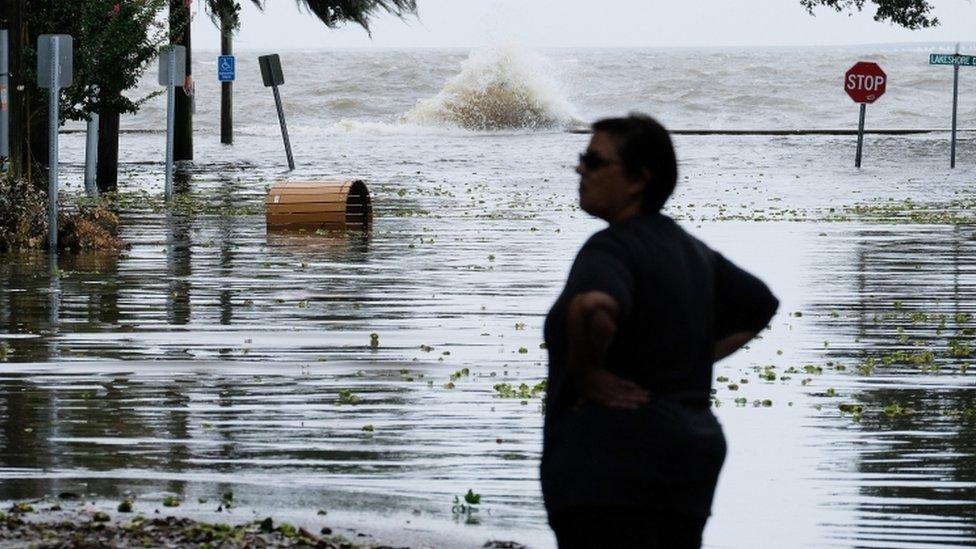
[641,167,653,185]
[629,168,652,199]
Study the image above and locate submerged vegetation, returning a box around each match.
[0,501,367,548]
[0,177,124,251]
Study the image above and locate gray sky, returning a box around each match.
[191,0,976,50]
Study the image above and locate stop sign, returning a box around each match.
[845,62,887,103]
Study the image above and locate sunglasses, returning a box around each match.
[578,151,620,171]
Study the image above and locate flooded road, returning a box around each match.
[1,131,975,547]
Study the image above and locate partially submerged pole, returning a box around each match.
[220,14,233,145]
[83,113,98,197]
[258,54,294,170]
[951,54,959,169]
[855,104,866,169]
[165,47,176,199]
[43,36,64,250]
[272,85,294,170]
[0,28,9,173]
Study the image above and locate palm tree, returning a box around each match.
[169,0,418,157]
[293,0,418,33]
[202,1,267,144]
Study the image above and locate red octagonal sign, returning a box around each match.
[845,62,887,104]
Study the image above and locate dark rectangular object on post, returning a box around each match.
[258,54,284,87]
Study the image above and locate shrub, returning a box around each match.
[0,176,124,251]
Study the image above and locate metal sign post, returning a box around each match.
[929,47,976,168]
[258,54,294,170]
[159,45,186,200]
[855,103,866,168]
[951,59,959,168]
[84,113,98,197]
[844,61,887,168]
[37,34,73,251]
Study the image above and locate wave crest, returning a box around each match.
[403,45,579,131]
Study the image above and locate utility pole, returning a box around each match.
[220,12,232,144]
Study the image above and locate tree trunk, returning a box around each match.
[169,1,192,161]
[95,110,119,192]
[220,14,232,145]
[3,0,29,182]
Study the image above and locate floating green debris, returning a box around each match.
[361,424,374,432]
[493,381,546,399]
[449,368,470,381]
[10,503,33,514]
[338,389,360,405]
[369,333,379,349]
[838,403,863,414]
[517,347,528,354]
[420,344,434,352]
[452,489,482,519]
[117,501,133,513]
[883,403,914,417]
[463,489,481,505]
[162,496,180,507]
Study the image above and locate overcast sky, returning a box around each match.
[190,0,976,50]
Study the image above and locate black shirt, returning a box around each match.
[541,213,779,518]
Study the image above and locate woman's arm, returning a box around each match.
[714,330,758,361]
[566,291,650,409]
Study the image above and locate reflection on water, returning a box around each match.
[806,226,976,547]
[2,132,975,547]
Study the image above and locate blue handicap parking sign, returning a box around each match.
[218,55,235,82]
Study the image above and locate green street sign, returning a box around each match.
[930,53,976,66]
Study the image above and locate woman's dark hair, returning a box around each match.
[592,113,677,212]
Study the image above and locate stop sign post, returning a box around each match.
[845,61,886,168]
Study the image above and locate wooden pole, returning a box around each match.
[169,0,192,161]
[95,107,119,192]
[2,0,29,181]
[220,13,232,145]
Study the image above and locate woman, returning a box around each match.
[542,114,779,548]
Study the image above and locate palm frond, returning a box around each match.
[204,0,267,31]
[295,0,418,34]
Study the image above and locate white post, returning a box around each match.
[47,36,60,251]
[165,47,176,200]
[84,112,99,197]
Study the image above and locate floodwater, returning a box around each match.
[3,45,976,547]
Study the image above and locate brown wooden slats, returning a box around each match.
[266,180,371,232]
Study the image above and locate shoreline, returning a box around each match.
[0,498,530,549]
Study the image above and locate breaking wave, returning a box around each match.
[402,44,580,131]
